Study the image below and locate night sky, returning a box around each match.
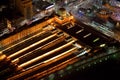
[0,0,9,5]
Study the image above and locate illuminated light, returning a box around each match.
[83,33,92,38]
[49,74,55,80]
[74,43,82,49]
[113,54,116,57]
[82,66,85,69]
[36,9,40,12]
[9,33,57,59]
[93,38,100,42]
[0,51,2,54]
[100,44,106,47]
[46,4,54,10]
[99,60,102,62]
[75,29,84,34]
[67,25,74,29]
[48,19,54,23]
[25,47,77,71]
[0,54,6,61]
[94,62,96,64]
[66,65,72,70]
[7,19,12,30]
[69,16,74,20]
[19,41,76,68]
[77,49,91,57]
[105,58,108,60]
[43,47,77,63]
[1,30,48,52]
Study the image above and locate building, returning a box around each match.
[14,0,33,19]
[0,0,120,80]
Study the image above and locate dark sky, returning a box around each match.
[0,0,9,5]
[117,0,120,1]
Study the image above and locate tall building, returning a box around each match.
[15,0,33,19]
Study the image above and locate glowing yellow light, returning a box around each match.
[100,44,106,47]
[93,38,100,42]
